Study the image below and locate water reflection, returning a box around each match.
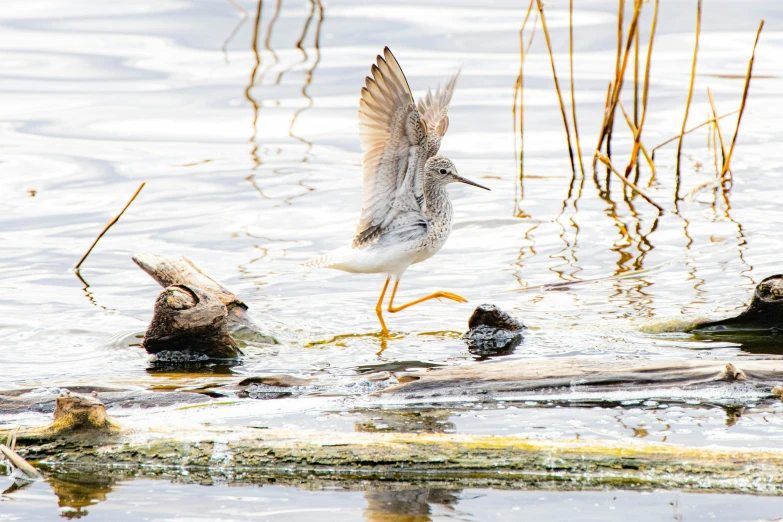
[355,409,455,434]
[245,0,266,168]
[364,489,460,522]
[221,0,249,63]
[48,472,117,519]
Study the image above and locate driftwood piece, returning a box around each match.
[133,253,276,345]
[689,274,783,331]
[384,357,783,403]
[143,285,239,359]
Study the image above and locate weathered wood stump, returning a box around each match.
[11,392,120,444]
[143,284,239,359]
[133,253,276,360]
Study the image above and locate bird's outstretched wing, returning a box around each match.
[416,69,459,138]
[354,47,429,247]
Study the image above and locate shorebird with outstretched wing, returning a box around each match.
[307,47,489,335]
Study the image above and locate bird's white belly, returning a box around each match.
[326,242,421,278]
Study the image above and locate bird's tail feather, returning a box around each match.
[303,253,335,268]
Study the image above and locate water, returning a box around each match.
[2,0,783,516]
[4,477,783,521]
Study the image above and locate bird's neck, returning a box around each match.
[423,179,452,218]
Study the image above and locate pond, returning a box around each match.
[1,0,783,518]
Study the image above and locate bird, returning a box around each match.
[306,47,490,336]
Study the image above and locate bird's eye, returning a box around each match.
[439,168,448,175]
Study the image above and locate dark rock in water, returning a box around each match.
[464,304,526,360]
[468,304,526,332]
[143,285,239,359]
[690,275,783,332]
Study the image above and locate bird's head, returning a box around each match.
[424,156,490,191]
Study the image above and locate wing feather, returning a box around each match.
[416,68,460,138]
[354,47,428,247]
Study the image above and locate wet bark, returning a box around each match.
[385,358,780,403]
[133,253,276,344]
[689,274,783,331]
[143,284,239,359]
[132,254,276,359]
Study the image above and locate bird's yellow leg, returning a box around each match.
[387,280,467,313]
[376,277,391,336]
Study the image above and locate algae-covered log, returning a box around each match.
[8,422,783,494]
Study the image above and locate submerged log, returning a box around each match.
[689,274,783,331]
[384,357,782,403]
[143,284,239,359]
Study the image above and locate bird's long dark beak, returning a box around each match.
[456,175,491,191]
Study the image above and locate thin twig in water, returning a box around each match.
[536,0,576,175]
[569,0,585,176]
[595,153,665,212]
[74,182,146,270]
[675,0,702,182]
[651,111,739,155]
[721,19,764,180]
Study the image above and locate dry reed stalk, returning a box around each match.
[569,0,585,176]
[512,0,536,213]
[625,0,658,180]
[606,0,625,157]
[650,111,739,156]
[512,0,536,147]
[633,0,640,128]
[595,153,665,211]
[617,100,656,176]
[536,0,576,175]
[674,0,702,181]
[0,444,42,480]
[74,182,146,270]
[707,88,727,168]
[712,116,720,179]
[592,2,642,167]
[720,19,764,180]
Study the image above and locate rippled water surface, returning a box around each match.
[2,0,783,517]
